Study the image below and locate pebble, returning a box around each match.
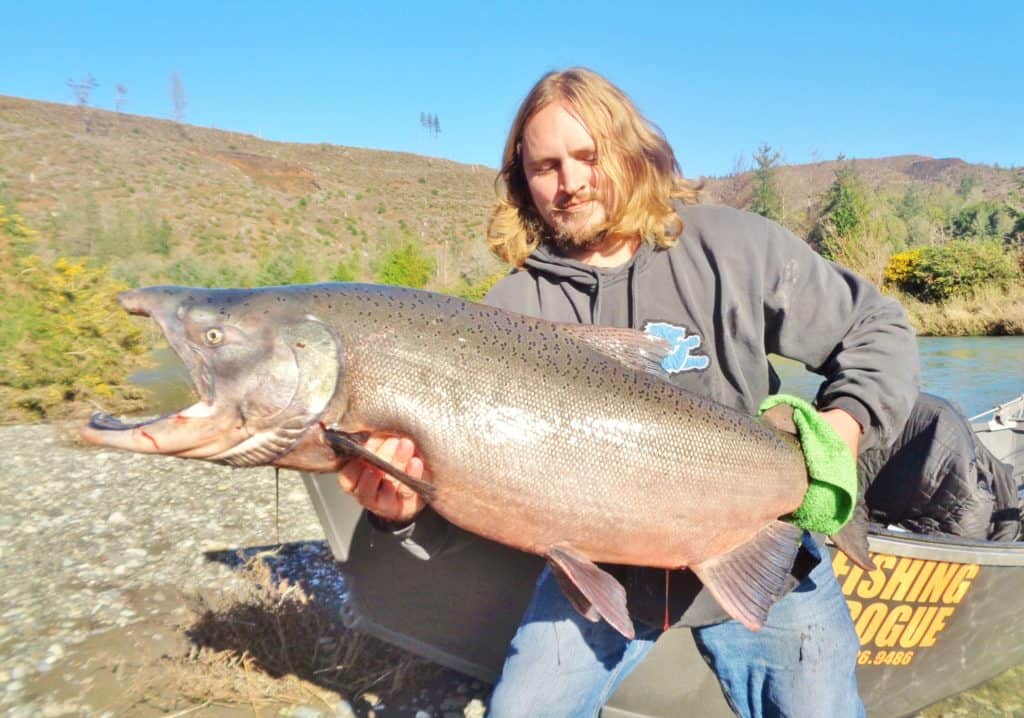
[106,511,128,525]
[335,699,357,718]
[463,699,485,718]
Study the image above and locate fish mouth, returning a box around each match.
[81,289,242,457]
[84,293,219,434]
[81,285,343,467]
[86,397,218,434]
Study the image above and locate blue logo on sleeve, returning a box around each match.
[643,322,710,373]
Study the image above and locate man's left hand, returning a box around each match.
[819,408,862,458]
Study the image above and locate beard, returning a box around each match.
[542,197,609,257]
[545,223,608,257]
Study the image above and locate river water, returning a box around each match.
[772,336,1023,418]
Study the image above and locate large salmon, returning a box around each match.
[82,282,867,638]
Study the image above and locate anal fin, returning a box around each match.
[691,520,803,631]
[830,500,876,571]
[547,543,634,640]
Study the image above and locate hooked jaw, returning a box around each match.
[81,285,343,468]
[81,399,246,457]
[80,287,243,458]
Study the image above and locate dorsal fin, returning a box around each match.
[555,324,672,379]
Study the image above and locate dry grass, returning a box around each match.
[133,553,438,713]
[893,283,1024,336]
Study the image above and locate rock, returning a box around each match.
[463,699,485,718]
[106,511,128,525]
[334,699,357,718]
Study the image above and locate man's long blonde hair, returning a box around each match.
[487,67,701,267]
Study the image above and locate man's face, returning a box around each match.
[520,102,610,250]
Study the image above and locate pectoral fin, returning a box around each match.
[690,520,803,631]
[547,543,634,640]
[323,429,437,502]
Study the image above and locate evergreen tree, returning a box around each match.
[750,144,783,221]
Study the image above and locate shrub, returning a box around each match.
[886,241,1018,303]
[374,240,435,289]
[0,204,150,420]
[446,269,507,302]
[883,249,924,287]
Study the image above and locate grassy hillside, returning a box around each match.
[705,154,1022,238]
[0,95,501,292]
[2,93,1021,294]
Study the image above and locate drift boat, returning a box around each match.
[300,394,1024,717]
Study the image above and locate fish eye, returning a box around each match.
[204,327,225,346]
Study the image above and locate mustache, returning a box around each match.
[550,191,600,212]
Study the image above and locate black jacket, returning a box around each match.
[860,392,1020,541]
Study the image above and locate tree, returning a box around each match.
[170,71,187,126]
[115,83,128,114]
[375,240,435,288]
[816,161,870,242]
[812,161,891,284]
[420,112,441,139]
[951,201,1017,242]
[750,144,783,221]
[957,174,978,200]
[66,73,99,133]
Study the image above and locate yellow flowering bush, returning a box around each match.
[0,202,149,421]
[883,248,924,287]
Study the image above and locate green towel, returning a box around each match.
[759,394,857,535]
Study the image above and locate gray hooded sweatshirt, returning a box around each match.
[381,203,920,627]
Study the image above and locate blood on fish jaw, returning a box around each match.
[139,429,160,451]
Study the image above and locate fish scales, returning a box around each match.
[305,286,808,566]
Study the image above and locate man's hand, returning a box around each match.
[819,408,862,458]
[338,434,428,524]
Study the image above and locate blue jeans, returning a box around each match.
[488,536,864,718]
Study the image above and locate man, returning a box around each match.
[339,68,919,717]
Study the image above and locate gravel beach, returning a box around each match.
[0,423,487,718]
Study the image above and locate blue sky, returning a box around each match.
[3,1,1021,178]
